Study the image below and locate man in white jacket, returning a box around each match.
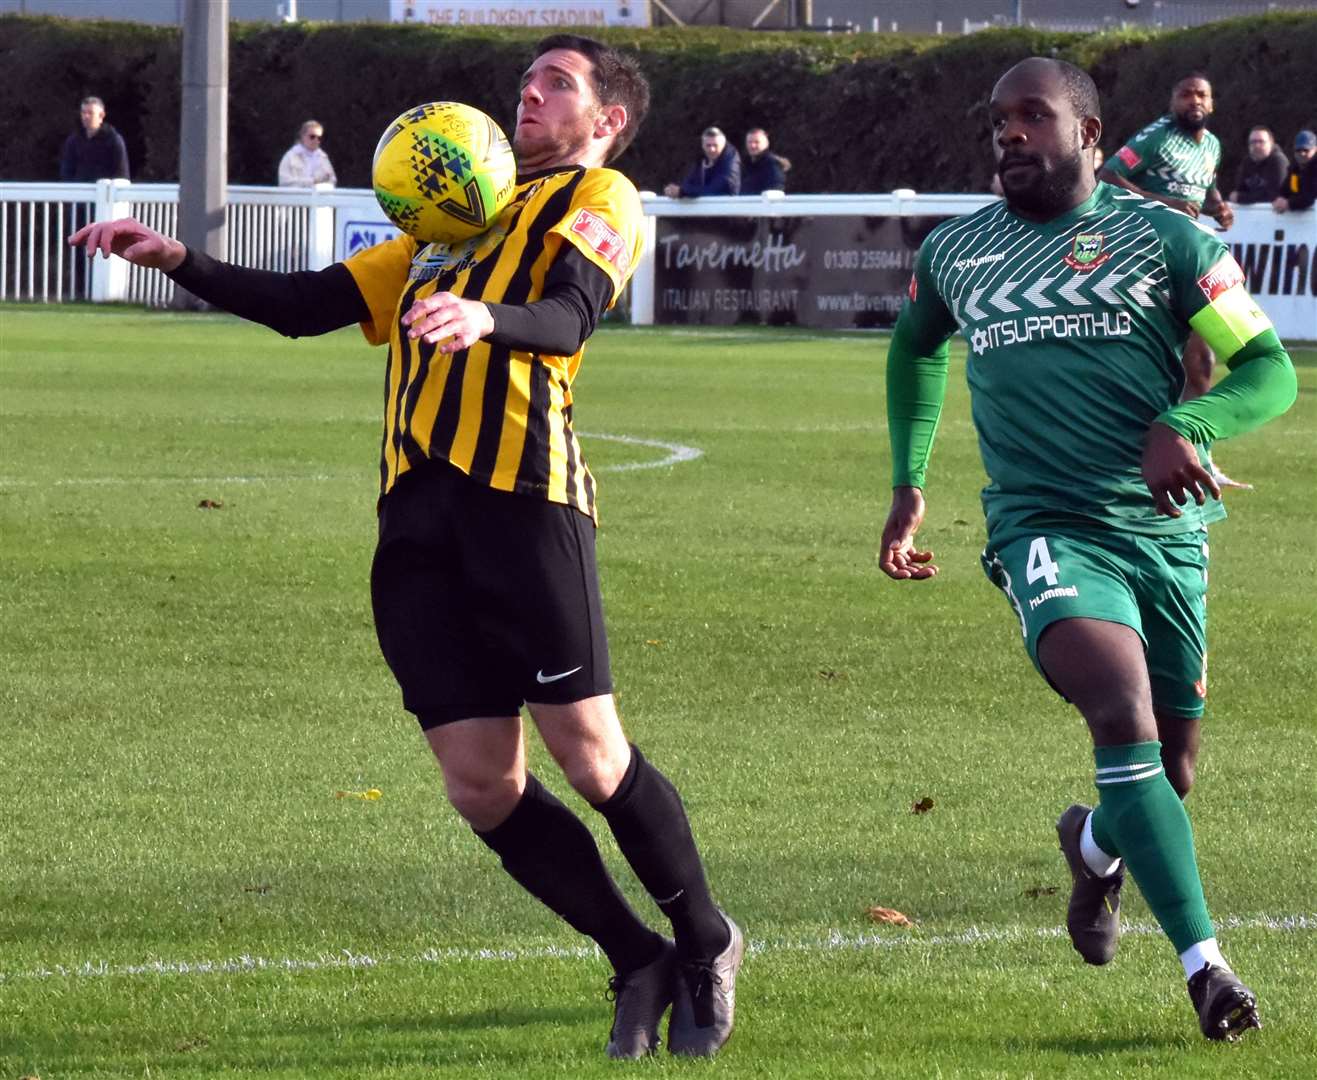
[277,120,337,187]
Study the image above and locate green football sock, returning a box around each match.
[1089,741,1216,954]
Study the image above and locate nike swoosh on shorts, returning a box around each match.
[536,665,583,684]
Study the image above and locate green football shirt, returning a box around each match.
[1105,114,1221,209]
[893,181,1273,544]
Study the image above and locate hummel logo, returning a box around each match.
[536,665,583,684]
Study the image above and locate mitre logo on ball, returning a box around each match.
[372,102,517,245]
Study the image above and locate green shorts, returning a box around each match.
[980,526,1209,719]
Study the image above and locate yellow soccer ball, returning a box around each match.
[372,102,517,245]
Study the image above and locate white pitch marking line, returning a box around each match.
[0,435,703,490]
[0,474,351,488]
[582,432,703,472]
[3,912,1311,986]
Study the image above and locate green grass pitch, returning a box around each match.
[1,304,1314,1078]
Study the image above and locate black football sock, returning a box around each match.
[593,745,730,962]
[474,773,664,974]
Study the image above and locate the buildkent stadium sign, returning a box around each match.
[390,0,649,26]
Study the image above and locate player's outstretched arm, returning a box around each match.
[69,218,186,272]
[72,217,371,338]
[879,485,937,580]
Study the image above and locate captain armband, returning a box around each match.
[1187,255,1273,360]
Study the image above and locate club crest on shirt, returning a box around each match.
[410,226,508,282]
[1063,233,1111,272]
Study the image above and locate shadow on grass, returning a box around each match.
[6,1003,604,1072]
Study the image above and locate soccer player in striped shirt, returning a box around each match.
[881,57,1295,1041]
[71,34,741,1060]
[1100,74,1249,489]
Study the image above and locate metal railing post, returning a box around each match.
[309,185,335,270]
[631,203,657,325]
[90,178,133,302]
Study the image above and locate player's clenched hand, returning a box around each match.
[68,218,186,272]
[1210,201,1235,230]
[402,293,495,353]
[879,485,938,581]
[1142,422,1221,518]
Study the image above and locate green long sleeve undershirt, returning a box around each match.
[886,317,950,490]
[1157,329,1298,444]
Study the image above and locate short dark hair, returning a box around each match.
[1055,60,1100,122]
[533,34,650,162]
[1174,71,1212,91]
[998,58,1100,122]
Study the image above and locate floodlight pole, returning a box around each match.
[173,0,229,310]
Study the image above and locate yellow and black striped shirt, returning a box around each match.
[344,165,643,521]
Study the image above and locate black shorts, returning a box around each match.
[370,463,612,728]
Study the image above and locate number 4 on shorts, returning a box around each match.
[1026,537,1060,586]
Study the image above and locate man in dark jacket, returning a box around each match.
[1228,127,1287,204]
[739,128,790,195]
[59,97,130,181]
[663,127,740,197]
[1273,129,1316,212]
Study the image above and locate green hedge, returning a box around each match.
[3,12,1314,195]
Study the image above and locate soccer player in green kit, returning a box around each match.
[1100,74,1248,488]
[880,58,1296,1041]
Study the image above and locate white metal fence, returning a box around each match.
[3,180,1312,338]
[0,180,339,307]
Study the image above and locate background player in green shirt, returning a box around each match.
[1101,74,1249,489]
[880,57,1296,1042]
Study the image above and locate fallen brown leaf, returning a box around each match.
[197,498,223,509]
[1024,885,1059,899]
[866,905,914,927]
[911,796,935,814]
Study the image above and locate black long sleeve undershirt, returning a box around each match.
[485,244,615,356]
[167,248,369,338]
[166,241,616,355]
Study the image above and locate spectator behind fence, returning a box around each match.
[278,120,337,187]
[1273,129,1316,212]
[740,128,789,194]
[1230,127,1289,204]
[59,97,130,182]
[663,126,740,197]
